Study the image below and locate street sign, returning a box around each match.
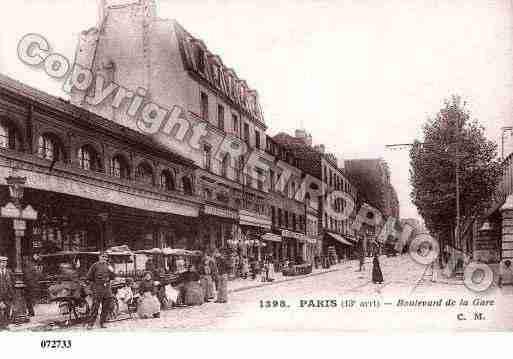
[1,202,38,220]
[1,202,20,218]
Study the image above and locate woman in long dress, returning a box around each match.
[215,255,228,303]
[371,253,384,284]
[267,257,275,281]
[199,257,214,301]
[183,270,204,306]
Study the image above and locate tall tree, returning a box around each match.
[409,96,502,247]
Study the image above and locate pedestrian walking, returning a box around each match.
[359,249,365,271]
[209,254,219,292]
[86,252,116,329]
[371,252,384,284]
[215,254,228,303]
[199,256,214,301]
[0,256,14,330]
[266,256,275,282]
[23,257,39,317]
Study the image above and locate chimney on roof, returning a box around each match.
[295,129,312,147]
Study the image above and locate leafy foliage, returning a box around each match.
[410,96,502,242]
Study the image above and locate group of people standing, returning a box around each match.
[235,255,276,282]
[85,251,233,329]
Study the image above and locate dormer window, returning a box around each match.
[195,46,205,73]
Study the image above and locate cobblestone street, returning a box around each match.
[17,255,512,332]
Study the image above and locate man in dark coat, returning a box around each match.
[23,257,39,317]
[86,252,115,329]
[0,256,14,330]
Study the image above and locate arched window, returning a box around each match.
[38,134,65,161]
[182,177,193,195]
[160,170,175,191]
[221,153,230,178]
[78,145,102,172]
[135,162,154,185]
[0,122,18,150]
[110,155,130,179]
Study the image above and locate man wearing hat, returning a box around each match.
[86,252,115,329]
[0,256,14,330]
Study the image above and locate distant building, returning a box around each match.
[273,129,359,260]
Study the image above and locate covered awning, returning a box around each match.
[0,165,200,217]
[262,233,282,242]
[326,232,354,246]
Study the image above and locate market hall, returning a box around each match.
[0,74,204,275]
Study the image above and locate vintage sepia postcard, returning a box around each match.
[0,0,513,347]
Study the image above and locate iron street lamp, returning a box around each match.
[1,175,37,324]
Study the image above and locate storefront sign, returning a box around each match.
[204,205,238,220]
[239,209,271,229]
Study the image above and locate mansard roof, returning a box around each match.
[173,20,266,128]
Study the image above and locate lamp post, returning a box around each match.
[1,175,37,324]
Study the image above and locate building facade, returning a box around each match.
[265,136,316,264]
[71,0,271,256]
[273,130,359,260]
[0,74,202,264]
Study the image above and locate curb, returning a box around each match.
[228,268,341,294]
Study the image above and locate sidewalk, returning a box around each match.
[8,262,347,332]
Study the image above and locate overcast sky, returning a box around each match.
[1,0,512,220]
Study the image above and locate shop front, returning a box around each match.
[239,209,271,261]
[261,232,282,259]
[325,231,355,262]
[200,204,239,254]
[281,229,307,264]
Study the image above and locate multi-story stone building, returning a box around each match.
[273,129,358,260]
[0,74,202,264]
[71,0,271,255]
[265,136,317,264]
